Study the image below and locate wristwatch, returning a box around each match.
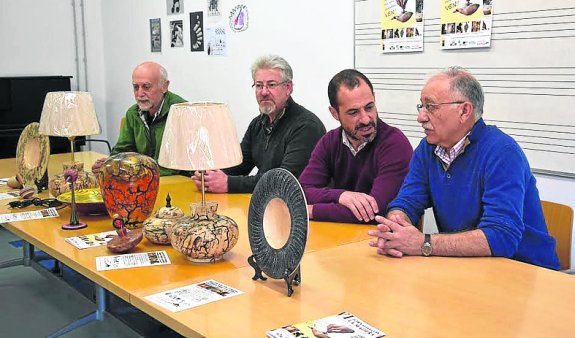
[422,234,432,257]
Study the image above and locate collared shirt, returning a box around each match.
[342,130,368,157]
[260,107,286,150]
[434,132,470,169]
[138,97,166,129]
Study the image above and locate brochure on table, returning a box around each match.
[96,250,171,271]
[66,230,118,249]
[0,207,59,223]
[267,312,385,338]
[145,279,243,312]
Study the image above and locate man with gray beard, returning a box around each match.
[192,54,325,193]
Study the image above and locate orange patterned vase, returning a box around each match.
[98,152,160,229]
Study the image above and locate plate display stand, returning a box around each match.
[247,168,308,297]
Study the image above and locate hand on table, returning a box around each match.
[368,214,424,257]
[338,191,378,222]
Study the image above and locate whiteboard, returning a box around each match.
[354,0,575,176]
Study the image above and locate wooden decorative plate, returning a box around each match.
[248,168,308,279]
[16,122,50,186]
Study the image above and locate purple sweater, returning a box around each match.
[299,118,413,223]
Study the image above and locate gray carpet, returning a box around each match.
[0,227,182,337]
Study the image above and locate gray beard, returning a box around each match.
[259,103,275,115]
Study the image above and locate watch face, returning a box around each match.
[422,242,432,256]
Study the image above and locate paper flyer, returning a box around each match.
[95,250,171,271]
[440,0,493,49]
[0,207,59,223]
[145,279,243,312]
[206,25,227,56]
[0,191,20,201]
[267,312,385,338]
[66,230,117,249]
[381,0,424,53]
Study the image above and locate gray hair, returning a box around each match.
[159,65,168,86]
[250,55,293,82]
[436,66,484,120]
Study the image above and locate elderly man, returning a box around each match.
[192,54,325,193]
[368,67,559,270]
[299,69,413,224]
[108,61,187,176]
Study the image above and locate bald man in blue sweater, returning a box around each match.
[368,66,559,270]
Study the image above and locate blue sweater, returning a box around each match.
[389,119,559,270]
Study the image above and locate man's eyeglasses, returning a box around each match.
[251,81,287,91]
[8,198,63,209]
[417,101,465,113]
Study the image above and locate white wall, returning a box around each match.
[98,0,352,146]
[1,0,573,268]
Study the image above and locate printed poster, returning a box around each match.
[145,279,243,312]
[207,0,221,17]
[170,20,184,48]
[150,18,162,53]
[166,0,184,15]
[206,25,227,56]
[190,11,205,52]
[440,0,493,49]
[381,0,424,53]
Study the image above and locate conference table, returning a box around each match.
[1,151,575,337]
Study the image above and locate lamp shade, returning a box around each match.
[39,91,101,137]
[158,102,243,171]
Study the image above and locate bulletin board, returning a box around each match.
[355,0,575,177]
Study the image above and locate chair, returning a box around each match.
[541,200,574,273]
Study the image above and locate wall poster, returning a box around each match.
[206,25,227,56]
[166,0,184,15]
[170,20,184,48]
[440,0,493,49]
[190,12,205,52]
[381,0,424,53]
[149,18,162,53]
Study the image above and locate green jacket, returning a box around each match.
[111,91,188,176]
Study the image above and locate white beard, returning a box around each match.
[259,103,276,115]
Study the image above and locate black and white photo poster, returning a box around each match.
[149,18,162,53]
[166,0,183,15]
[170,20,184,47]
[190,11,204,52]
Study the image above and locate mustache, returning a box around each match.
[355,121,376,131]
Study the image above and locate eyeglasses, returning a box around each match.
[251,81,287,91]
[417,101,465,113]
[8,198,63,209]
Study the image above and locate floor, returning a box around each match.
[0,227,183,338]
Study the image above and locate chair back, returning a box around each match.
[541,200,573,270]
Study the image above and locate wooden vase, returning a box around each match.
[98,152,160,229]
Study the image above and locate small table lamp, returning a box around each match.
[158,102,243,262]
[39,91,101,230]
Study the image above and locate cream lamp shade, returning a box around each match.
[38,91,101,137]
[158,102,243,171]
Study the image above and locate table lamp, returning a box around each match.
[158,102,243,262]
[39,91,101,230]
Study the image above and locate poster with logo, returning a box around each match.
[440,0,493,49]
[381,0,424,53]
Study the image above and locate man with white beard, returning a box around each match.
[192,54,325,193]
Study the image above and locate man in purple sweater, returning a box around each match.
[299,69,413,224]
